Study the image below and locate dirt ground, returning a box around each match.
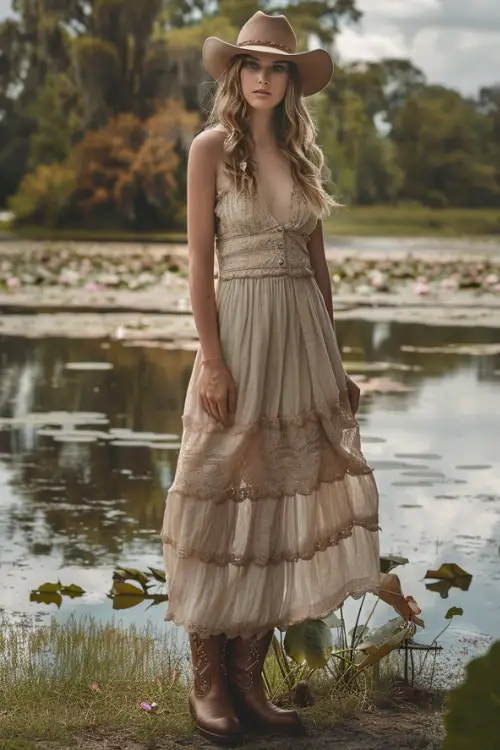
[28,707,443,750]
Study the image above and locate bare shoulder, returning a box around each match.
[190,127,226,163]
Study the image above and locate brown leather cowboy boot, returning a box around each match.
[188,633,243,746]
[226,630,305,735]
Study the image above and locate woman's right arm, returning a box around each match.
[187,131,223,362]
[187,131,236,426]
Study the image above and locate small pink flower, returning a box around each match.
[413,280,429,295]
[483,274,498,286]
[6,276,20,289]
[84,282,101,292]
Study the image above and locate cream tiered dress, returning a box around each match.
[161,178,381,639]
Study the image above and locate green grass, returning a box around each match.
[0,614,191,745]
[324,205,500,237]
[3,206,500,243]
[6,226,187,244]
[0,613,440,748]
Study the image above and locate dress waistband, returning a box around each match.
[217,266,315,281]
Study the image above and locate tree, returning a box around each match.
[392,85,500,207]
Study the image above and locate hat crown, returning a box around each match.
[236,11,298,54]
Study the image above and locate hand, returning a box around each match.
[345,373,361,415]
[198,358,237,427]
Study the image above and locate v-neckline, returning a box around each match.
[256,179,296,228]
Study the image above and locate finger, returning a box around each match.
[207,398,222,423]
[218,394,229,426]
[228,382,237,414]
[200,393,211,416]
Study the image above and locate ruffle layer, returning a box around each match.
[161,474,379,567]
[164,526,381,640]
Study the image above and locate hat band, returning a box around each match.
[237,39,294,54]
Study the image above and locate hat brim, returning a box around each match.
[202,37,334,97]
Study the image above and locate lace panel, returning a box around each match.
[169,402,373,504]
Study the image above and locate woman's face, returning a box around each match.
[239,53,290,109]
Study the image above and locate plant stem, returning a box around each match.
[272,635,294,690]
[350,594,366,658]
[419,619,453,676]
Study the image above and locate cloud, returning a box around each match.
[0,0,13,18]
[337,0,500,94]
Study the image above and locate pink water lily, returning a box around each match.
[6,276,20,289]
[413,279,430,295]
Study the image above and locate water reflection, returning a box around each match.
[0,321,499,648]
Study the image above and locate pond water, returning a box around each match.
[0,320,499,662]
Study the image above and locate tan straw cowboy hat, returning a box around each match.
[202,11,334,97]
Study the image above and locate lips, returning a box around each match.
[253,90,270,95]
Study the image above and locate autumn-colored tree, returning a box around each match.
[71,101,197,229]
[11,99,197,230]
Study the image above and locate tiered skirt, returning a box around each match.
[161,275,381,639]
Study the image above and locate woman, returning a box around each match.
[161,10,383,745]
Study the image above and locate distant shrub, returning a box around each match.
[424,190,450,209]
[9,163,77,227]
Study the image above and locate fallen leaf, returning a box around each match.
[425,563,472,581]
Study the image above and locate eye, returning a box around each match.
[243,59,259,69]
[272,63,287,73]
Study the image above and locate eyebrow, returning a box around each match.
[243,54,288,65]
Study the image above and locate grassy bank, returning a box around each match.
[2,206,499,243]
[324,205,500,237]
[0,614,444,749]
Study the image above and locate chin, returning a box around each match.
[245,97,277,110]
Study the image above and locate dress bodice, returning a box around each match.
[214,183,319,281]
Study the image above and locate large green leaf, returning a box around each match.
[284,620,333,669]
[442,640,500,750]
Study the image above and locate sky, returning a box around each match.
[1,0,499,96]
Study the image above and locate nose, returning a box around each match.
[258,73,269,86]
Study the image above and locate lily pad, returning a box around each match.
[425,563,472,581]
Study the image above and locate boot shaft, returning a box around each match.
[189,632,228,698]
[227,630,273,694]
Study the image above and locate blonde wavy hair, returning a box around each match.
[204,55,338,217]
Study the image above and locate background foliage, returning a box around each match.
[1,0,499,229]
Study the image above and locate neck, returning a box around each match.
[248,108,276,149]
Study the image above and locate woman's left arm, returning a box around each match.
[307,220,361,414]
[307,219,334,327]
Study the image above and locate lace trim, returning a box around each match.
[164,577,382,641]
[162,515,380,568]
[168,463,374,504]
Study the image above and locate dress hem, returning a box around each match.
[163,575,382,641]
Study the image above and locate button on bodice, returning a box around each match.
[214,185,319,281]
